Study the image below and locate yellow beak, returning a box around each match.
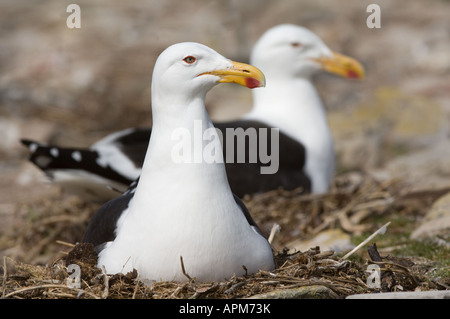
[312,51,365,79]
[200,61,266,89]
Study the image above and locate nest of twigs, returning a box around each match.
[1,171,448,299]
[0,242,437,299]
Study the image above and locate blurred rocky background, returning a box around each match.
[1,0,449,265]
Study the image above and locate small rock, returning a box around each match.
[411,191,450,240]
[381,140,450,192]
[346,290,450,299]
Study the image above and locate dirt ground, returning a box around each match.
[1,0,449,298]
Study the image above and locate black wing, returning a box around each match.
[233,194,266,238]
[215,120,310,197]
[81,191,134,248]
[21,139,135,186]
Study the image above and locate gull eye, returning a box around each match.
[291,42,302,48]
[183,56,196,64]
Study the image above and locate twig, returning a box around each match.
[3,284,70,298]
[101,265,109,299]
[56,240,76,248]
[171,285,184,298]
[3,283,100,299]
[367,243,383,262]
[242,265,248,276]
[132,275,140,299]
[268,223,281,245]
[338,209,370,234]
[46,292,78,298]
[121,256,132,273]
[224,281,246,294]
[180,256,192,281]
[369,260,413,275]
[340,222,391,261]
[189,283,219,299]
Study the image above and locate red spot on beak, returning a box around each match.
[347,70,360,79]
[245,77,261,89]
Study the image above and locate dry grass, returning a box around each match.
[0,243,439,299]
